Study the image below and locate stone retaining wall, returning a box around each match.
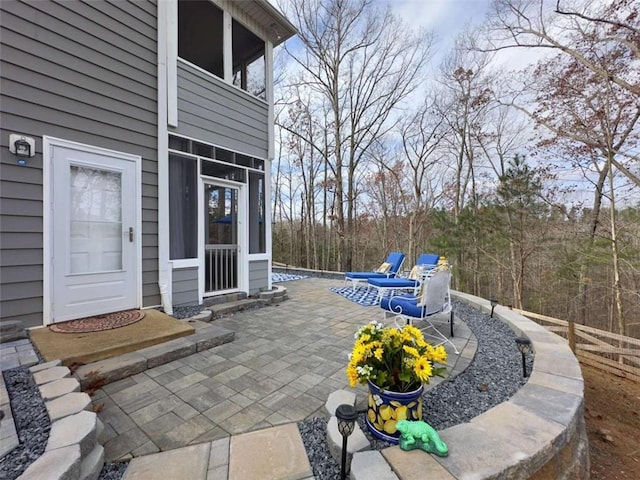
[18,360,105,480]
[374,291,589,480]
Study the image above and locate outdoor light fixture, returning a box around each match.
[490,297,499,318]
[335,404,358,480]
[270,23,282,41]
[9,133,36,166]
[515,337,532,377]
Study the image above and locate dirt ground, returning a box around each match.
[582,364,640,479]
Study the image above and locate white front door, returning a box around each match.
[48,140,140,322]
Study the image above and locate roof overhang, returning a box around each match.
[236,0,297,47]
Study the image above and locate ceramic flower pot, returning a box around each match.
[366,380,424,443]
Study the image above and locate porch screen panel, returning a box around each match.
[169,154,197,259]
[249,171,265,254]
[69,166,122,274]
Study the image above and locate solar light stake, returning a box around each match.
[335,404,358,480]
[515,337,532,377]
[490,297,498,318]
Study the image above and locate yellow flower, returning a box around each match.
[351,344,366,364]
[414,356,433,383]
[402,325,422,340]
[374,347,384,361]
[431,345,448,364]
[346,365,359,387]
[346,321,447,390]
[426,344,447,364]
[402,345,420,358]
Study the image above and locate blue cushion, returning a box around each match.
[387,252,406,273]
[416,253,439,267]
[345,252,406,279]
[345,272,388,280]
[367,277,419,288]
[380,295,424,317]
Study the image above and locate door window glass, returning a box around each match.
[69,166,122,273]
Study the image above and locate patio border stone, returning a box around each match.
[370,291,588,480]
[16,362,105,480]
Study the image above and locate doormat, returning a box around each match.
[49,310,146,333]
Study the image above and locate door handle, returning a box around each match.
[129,227,134,242]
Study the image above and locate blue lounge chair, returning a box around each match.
[344,252,406,291]
[380,269,458,354]
[367,253,440,301]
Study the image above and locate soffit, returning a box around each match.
[232,0,297,46]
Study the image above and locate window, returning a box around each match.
[249,171,266,253]
[232,20,266,100]
[201,160,246,183]
[169,154,197,259]
[178,0,224,78]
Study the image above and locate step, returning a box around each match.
[229,424,313,480]
[74,324,235,388]
[207,298,262,318]
[0,320,27,342]
[46,410,98,458]
[203,292,248,307]
[350,450,399,480]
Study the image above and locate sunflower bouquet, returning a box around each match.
[346,321,448,393]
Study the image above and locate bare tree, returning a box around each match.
[477,0,640,186]
[279,0,432,270]
[396,95,447,259]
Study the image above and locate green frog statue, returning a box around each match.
[396,420,449,457]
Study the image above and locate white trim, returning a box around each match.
[201,178,247,295]
[239,181,249,293]
[170,259,199,269]
[42,136,142,325]
[168,131,268,172]
[177,58,270,107]
[203,288,240,298]
[42,137,53,324]
[265,39,274,290]
[223,10,233,82]
[266,40,274,160]
[198,163,205,301]
[167,0,178,127]
[157,0,173,314]
[248,253,270,261]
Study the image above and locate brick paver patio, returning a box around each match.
[94,277,473,462]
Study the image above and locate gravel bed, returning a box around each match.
[170,304,205,319]
[1,300,533,480]
[298,300,534,479]
[0,368,50,479]
[0,365,129,480]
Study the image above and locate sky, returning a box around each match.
[269,0,639,208]
[387,0,490,35]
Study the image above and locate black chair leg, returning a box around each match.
[450,310,454,337]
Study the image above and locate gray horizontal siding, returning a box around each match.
[174,61,269,158]
[172,267,199,306]
[0,0,160,328]
[248,260,269,294]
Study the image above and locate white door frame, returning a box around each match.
[199,176,247,300]
[42,137,142,325]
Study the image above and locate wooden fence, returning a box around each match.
[512,309,640,383]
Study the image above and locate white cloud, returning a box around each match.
[387,0,490,32]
